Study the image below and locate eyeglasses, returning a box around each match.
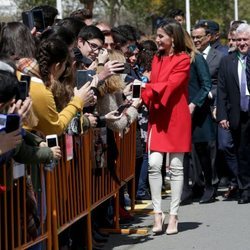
[103,42,115,49]
[86,40,102,51]
[191,35,206,41]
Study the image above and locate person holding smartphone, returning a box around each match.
[0,65,61,165]
[141,19,191,235]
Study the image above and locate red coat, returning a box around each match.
[142,53,191,153]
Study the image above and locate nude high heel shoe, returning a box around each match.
[152,212,165,233]
[166,215,178,235]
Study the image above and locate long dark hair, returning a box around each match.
[37,38,68,86]
[157,18,186,56]
[0,22,36,60]
[136,40,157,72]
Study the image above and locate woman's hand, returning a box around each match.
[8,97,32,124]
[189,103,196,115]
[0,129,22,155]
[85,113,98,128]
[123,82,132,97]
[74,81,93,104]
[98,60,125,81]
[88,61,97,70]
[39,141,47,147]
[97,48,109,64]
[105,110,122,121]
[131,98,142,109]
[50,146,62,160]
[90,75,99,88]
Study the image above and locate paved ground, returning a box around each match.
[103,188,250,250]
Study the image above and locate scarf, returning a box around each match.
[16,58,41,79]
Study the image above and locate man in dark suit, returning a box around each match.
[188,23,224,203]
[192,22,224,100]
[217,23,250,204]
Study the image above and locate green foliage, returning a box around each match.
[14,0,56,12]
[156,0,249,36]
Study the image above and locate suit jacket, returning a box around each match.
[206,47,224,86]
[211,40,228,56]
[217,52,241,130]
[189,53,215,142]
[206,47,224,104]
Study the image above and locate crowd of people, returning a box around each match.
[0,4,250,249]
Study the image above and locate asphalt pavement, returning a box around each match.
[103,188,250,250]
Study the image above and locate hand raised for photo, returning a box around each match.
[123,82,133,97]
[51,146,62,160]
[97,48,109,65]
[131,98,142,109]
[0,129,22,155]
[8,97,32,125]
[98,60,125,81]
[74,81,93,104]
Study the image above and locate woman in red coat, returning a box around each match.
[141,19,191,235]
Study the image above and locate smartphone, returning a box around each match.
[46,134,58,148]
[5,114,20,133]
[76,70,96,89]
[18,81,28,101]
[132,81,142,100]
[22,9,45,32]
[22,11,34,30]
[116,62,131,74]
[116,103,131,116]
[32,9,46,32]
[20,74,31,90]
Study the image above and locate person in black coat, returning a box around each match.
[217,23,250,204]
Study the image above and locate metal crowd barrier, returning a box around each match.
[0,123,136,249]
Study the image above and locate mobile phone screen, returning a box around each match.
[20,75,31,90]
[76,70,95,89]
[18,81,28,101]
[32,9,45,32]
[47,138,58,147]
[5,114,20,133]
[132,84,141,99]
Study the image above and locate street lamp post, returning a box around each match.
[186,0,191,33]
[57,0,62,19]
[234,0,238,20]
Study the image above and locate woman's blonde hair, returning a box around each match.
[98,49,126,97]
[184,30,198,63]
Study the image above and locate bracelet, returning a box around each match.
[98,63,104,66]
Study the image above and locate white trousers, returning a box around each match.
[148,151,184,215]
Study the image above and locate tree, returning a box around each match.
[14,0,56,12]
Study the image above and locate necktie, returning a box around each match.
[246,53,250,92]
[240,55,249,112]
